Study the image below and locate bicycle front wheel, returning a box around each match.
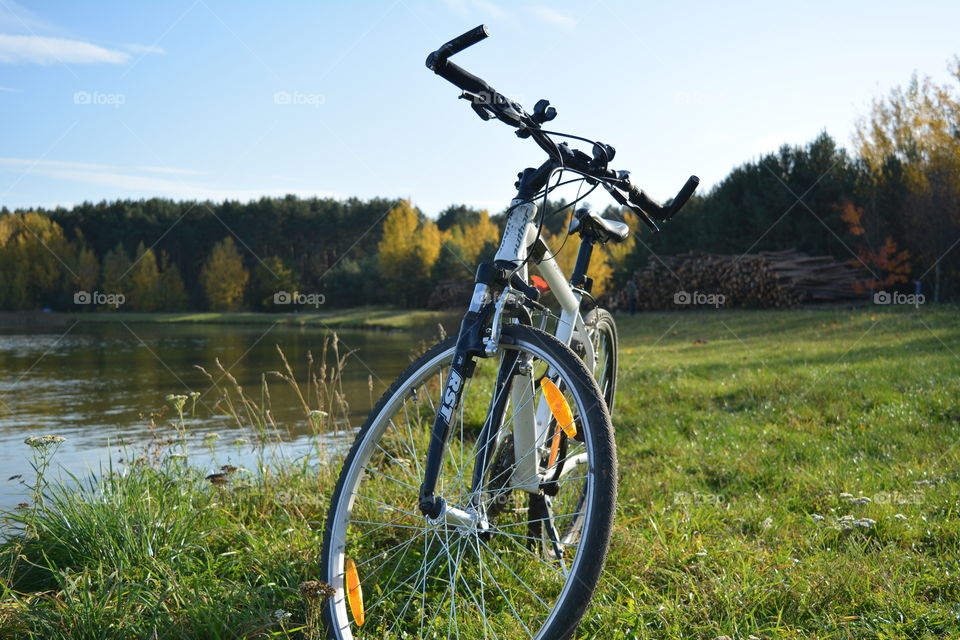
[321,324,617,640]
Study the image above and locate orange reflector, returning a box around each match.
[540,378,577,439]
[547,427,562,469]
[345,557,365,627]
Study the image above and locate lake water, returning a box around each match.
[0,318,454,512]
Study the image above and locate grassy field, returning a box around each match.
[2,306,959,639]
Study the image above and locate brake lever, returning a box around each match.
[602,182,659,232]
[471,103,494,121]
[459,91,494,121]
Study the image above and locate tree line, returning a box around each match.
[2,58,958,310]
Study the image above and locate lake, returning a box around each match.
[0,317,454,512]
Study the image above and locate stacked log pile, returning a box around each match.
[606,249,869,310]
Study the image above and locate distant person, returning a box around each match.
[624,280,639,315]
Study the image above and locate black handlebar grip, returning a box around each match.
[426,24,489,70]
[629,175,700,221]
[441,24,489,59]
[436,59,493,95]
[628,185,667,219]
[666,175,700,219]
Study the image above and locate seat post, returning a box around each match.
[570,236,595,292]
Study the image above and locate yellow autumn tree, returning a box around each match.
[855,62,960,299]
[377,200,440,305]
[128,242,163,311]
[0,212,73,309]
[200,237,249,311]
[442,210,500,264]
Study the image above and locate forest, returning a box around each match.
[2,61,958,311]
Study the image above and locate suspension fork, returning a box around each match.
[417,308,484,518]
[418,265,503,518]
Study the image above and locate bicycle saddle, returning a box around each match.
[569,206,630,244]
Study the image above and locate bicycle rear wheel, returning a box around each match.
[321,325,616,640]
[584,308,618,413]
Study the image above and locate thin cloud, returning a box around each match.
[0,157,198,175]
[0,34,131,65]
[0,157,340,204]
[0,85,21,92]
[121,43,166,55]
[528,6,576,30]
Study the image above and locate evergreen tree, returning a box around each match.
[159,251,188,310]
[100,242,133,311]
[250,256,300,310]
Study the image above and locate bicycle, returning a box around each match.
[320,25,699,640]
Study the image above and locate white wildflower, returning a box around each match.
[167,394,189,411]
[307,409,329,428]
[24,434,66,448]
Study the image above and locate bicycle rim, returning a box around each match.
[322,326,615,640]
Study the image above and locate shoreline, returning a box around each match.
[0,308,457,332]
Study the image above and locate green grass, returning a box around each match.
[68,307,454,330]
[3,306,959,639]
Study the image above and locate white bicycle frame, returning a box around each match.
[491,198,596,494]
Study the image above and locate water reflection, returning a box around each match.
[0,318,452,511]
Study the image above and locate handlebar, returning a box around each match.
[426,25,493,95]
[426,24,488,69]
[626,175,700,222]
[426,25,699,231]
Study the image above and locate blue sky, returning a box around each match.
[1,0,958,216]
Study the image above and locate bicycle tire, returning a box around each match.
[320,324,617,640]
